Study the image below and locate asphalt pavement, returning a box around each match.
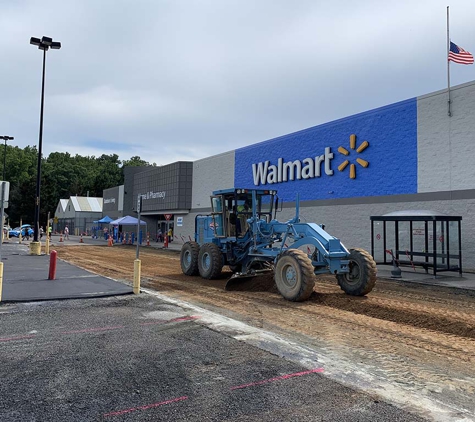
[0,235,471,420]
[0,294,426,422]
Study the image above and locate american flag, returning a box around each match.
[448,41,474,65]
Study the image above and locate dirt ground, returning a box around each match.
[56,244,475,417]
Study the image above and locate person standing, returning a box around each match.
[64,225,70,240]
[48,225,52,239]
[22,227,30,241]
[40,226,44,239]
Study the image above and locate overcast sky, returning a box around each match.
[1,0,474,165]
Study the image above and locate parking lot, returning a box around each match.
[1,240,474,420]
[0,294,425,422]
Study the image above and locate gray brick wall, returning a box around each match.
[175,211,202,243]
[295,199,467,264]
[182,151,235,243]
[418,81,475,192]
[123,166,150,215]
[181,81,475,270]
[192,151,235,209]
[132,162,192,212]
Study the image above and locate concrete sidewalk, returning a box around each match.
[376,264,475,291]
[0,242,132,302]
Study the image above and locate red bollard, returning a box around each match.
[48,250,57,280]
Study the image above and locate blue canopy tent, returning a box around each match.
[110,216,146,226]
[109,216,147,244]
[97,215,113,224]
[91,215,115,238]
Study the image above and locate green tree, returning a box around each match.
[2,147,152,227]
[122,156,155,167]
[91,154,124,197]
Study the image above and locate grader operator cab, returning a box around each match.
[180,188,376,302]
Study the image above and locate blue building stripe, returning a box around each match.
[235,98,417,202]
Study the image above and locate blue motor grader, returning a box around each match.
[180,188,376,302]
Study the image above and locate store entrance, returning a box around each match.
[156,215,173,242]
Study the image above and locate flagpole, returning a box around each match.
[447,6,452,117]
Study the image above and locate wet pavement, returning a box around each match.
[0,241,132,302]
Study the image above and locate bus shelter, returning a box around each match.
[370,211,462,276]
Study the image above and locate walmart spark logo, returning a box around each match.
[337,134,369,179]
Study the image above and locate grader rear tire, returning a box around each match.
[275,249,316,302]
[198,243,223,279]
[180,241,200,276]
[336,248,377,296]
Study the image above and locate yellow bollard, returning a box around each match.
[0,262,3,302]
[133,259,141,294]
[29,241,41,255]
[45,236,50,255]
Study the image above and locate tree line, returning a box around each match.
[1,145,153,227]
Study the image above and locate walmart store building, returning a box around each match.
[119,81,475,270]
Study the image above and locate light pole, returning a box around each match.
[0,136,14,180]
[30,36,61,251]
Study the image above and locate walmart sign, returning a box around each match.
[235,98,417,202]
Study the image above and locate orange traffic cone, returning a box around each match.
[108,237,113,246]
[122,235,126,244]
[146,232,150,246]
[80,234,84,243]
[59,231,63,242]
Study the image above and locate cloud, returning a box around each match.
[1,0,474,165]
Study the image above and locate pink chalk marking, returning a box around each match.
[0,335,36,342]
[61,325,124,335]
[103,396,188,417]
[230,368,324,390]
[140,315,200,326]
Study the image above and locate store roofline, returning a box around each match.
[139,210,190,216]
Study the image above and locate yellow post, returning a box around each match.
[133,259,141,294]
[0,262,3,302]
[29,241,41,255]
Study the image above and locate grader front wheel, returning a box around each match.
[336,248,377,296]
[275,249,316,302]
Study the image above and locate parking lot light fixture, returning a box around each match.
[30,36,61,252]
[0,136,14,181]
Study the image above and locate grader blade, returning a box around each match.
[225,273,257,291]
[225,270,275,292]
